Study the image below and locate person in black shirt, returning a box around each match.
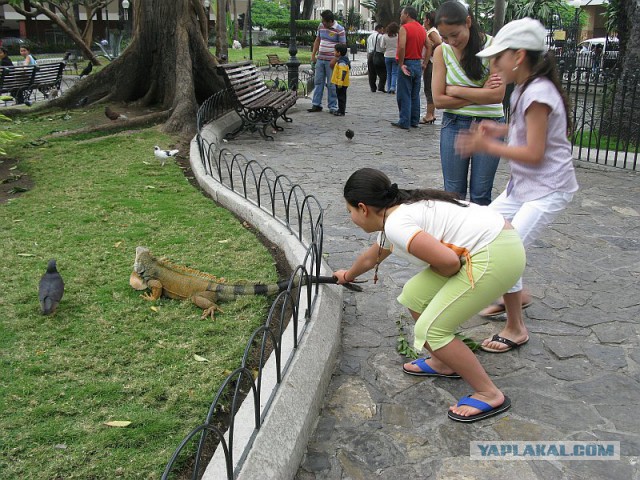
[0,47,14,67]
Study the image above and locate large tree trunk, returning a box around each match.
[376,0,401,27]
[302,0,314,20]
[47,0,225,135]
[600,0,639,143]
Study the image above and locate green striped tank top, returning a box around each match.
[442,35,504,118]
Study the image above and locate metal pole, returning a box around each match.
[249,0,253,60]
[287,0,300,90]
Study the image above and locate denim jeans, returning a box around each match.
[395,59,422,128]
[385,57,398,92]
[440,112,504,205]
[312,59,337,111]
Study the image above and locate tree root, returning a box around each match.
[46,110,172,138]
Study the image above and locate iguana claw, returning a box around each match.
[202,305,224,320]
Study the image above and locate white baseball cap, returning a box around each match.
[477,17,547,58]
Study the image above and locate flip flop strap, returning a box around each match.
[490,334,518,349]
[456,395,492,412]
[411,357,436,374]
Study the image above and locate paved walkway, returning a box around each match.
[229,69,640,479]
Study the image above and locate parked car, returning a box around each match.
[0,37,25,47]
[576,37,619,69]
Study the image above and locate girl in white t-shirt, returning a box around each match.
[334,168,525,423]
[456,18,578,354]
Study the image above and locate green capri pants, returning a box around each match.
[397,229,526,351]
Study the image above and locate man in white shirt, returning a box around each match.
[367,25,386,92]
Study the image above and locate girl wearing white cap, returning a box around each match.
[456,17,579,354]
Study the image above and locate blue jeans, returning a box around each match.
[395,59,422,128]
[311,59,337,111]
[440,112,504,205]
[385,57,398,92]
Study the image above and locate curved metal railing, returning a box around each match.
[163,83,326,480]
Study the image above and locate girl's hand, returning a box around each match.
[483,73,503,89]
[333,269,354,285]
[455,125,487,156]
[476,119,504,138]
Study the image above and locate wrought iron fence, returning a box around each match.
[558,60,638,170]
[163,89,327,479]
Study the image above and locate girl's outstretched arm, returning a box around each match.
[455,102,550,166]
[334,242,391,284]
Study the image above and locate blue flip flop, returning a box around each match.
[447,395,512,423]
[402,357,461,378]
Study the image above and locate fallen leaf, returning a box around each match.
[193,354,209,362]
[17,253,35,257]
[103,420,132,428]
[150,306,159,312]
[145,185,156,189]
[113,241,123,248]
[142,161,151,165]
[218,239,230,244]
[54,444,67,450]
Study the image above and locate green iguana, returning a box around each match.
[130,246,361,319]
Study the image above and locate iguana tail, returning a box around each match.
[212,275,361,301]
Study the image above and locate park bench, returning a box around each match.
[266,54,286,69]
[30,62,65,99]
[0,62,65,104]
[0,65,37,103]
[217,61,297,141]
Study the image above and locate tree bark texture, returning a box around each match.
[49,0,226,135]
[376,0,401,28]
[601,0,639,142]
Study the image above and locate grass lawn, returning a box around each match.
[0,106,277,478]
[573,129,638,152]
[224,45,312,65]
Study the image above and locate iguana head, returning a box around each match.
[130,246,153,290]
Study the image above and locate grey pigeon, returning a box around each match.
[154,146,179,166]
[39,259,64,315]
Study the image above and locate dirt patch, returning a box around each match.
[0,158,33,204]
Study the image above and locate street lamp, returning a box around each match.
[287,0,300,90]
[567,0,581,49]
[122,0,129,21]
[248,0,253,60]
[203,0,210,40]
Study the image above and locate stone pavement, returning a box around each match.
[227,70,640,479]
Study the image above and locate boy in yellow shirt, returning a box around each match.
[330,43,350,116]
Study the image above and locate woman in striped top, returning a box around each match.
[432,1,505,206]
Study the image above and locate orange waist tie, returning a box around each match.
[441,242,474,288]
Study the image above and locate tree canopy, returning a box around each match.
[251,0,289,29]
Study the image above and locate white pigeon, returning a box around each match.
[153,146,179,166]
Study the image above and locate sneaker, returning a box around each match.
[333,112,345,116]
[307,105,323,112]
[329,109,338,114]
[391,122,409,130]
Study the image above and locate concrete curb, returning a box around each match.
[189,121,343,479]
